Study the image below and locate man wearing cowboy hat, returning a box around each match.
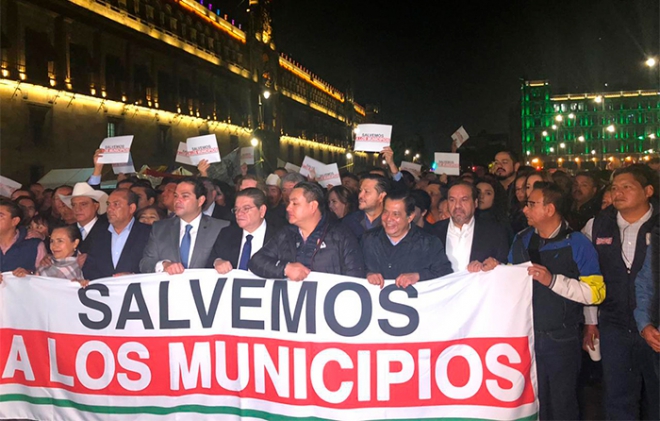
[60,182,109,253]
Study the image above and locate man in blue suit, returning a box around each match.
[82,188,151,280]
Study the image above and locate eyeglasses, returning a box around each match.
[524,200,544,208]
[232,205,256,214]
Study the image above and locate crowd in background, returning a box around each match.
[0,147,659,420]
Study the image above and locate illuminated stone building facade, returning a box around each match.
[521,80,659,169]
[0,0,367,183]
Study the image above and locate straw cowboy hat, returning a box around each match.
[59,182,108,215]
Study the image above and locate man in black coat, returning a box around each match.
[435,181,509,272]
[207,188,279,273]
[361,190,453,289]
[249,182,365,280]
[82,189,151,280]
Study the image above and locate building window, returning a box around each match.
[107,121,116,138]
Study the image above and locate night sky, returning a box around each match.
[269,0,659,153]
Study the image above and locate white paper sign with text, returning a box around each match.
[451,126,470,149]
[434,152,461,176]
[186,134,221,165]
[240,147,255,165]
[98,136,134,164]
[354,124,392,152]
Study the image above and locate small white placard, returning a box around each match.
[316,163,341,188]
[186,134,221,164]
[112,154,136,175]
[300,156,325,178]
[175,142,193,166]
[98,135,134,164]
[240,147,255,165]
[354,124,392,152]
[284,162,301,173]
[400,161,422,179]
[434,152,461,176]
[0,176,22,198]
[452,126,470,149]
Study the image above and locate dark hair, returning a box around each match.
[213,179,236,208]
[409,189,431,212]
[448,180,479,201]
[612,164,659,197]
[294,181,326,210]
[341,172,359,184]
[11,189,36,201]
[176,177,207,201]
[131,184,157,203]
[516,165,537,178]
[384,190,416,217]
[112,188,140,208]
[327,185,358,215]
[360,173,391,195]
[157,177,177,190]
[15,196,37,226]
[551,171,574,197]
[475,178,509,222]
[534,182,568,218]
[399,170,416,186]
[0,198,23,221]
[236,187,267,208]
[496,150,519,164]
[30,213,50,228]
[136,205,167,222]
[575,171,599,189]
[54,224,82,244]
[648,157,660,165]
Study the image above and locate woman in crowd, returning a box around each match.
[136,205,167,225]
[476,178,514,242]
[327,185,358,220]
[11,224,88,287]
[525,170,553,198]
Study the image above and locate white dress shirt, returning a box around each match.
[203,202,216,217]
[237,219,268,266]
[445,216,475,272]
[156,212,203,272]
[78,217,99,241]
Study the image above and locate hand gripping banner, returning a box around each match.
[0,265,537,420]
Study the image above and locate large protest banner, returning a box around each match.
[0,266,537,420]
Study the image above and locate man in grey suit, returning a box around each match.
[140,177,229,274]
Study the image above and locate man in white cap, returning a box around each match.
[265,173,287,222]
[60,182,109,253]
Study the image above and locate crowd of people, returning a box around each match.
[0,146,658,420]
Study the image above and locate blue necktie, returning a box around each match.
[79,226,86,239]
[180,224,193,269]
[238,234,253,270]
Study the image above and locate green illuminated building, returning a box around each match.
[521,80,659,168]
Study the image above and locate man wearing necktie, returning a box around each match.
[140,177,229,274]
[208,188,279,274]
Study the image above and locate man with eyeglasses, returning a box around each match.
[207,188,279,274]
[140,177,229,274]
[501,182,605,420]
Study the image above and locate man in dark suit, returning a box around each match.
[436,181,509,272]
[140,177,229,274]
[207,188,279,273]
[83,189,151,280]
[60,182,109,254]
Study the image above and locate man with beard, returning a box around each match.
[342,174,390,239]
[492,151,521,213]
[567,171,600,231]
[436,181,509,272]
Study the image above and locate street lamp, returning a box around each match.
[560,142,566,149]
[594,95,603,103]
[262,90,271,99]
[404,149,410,155]
[346,152,353,159]
[578,136,585,142]
[646,57,657,68]
[606,124,615,133]
[542,130,548,137]
[251,137,259,147]
[555,115,563,122]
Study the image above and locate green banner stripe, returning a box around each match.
[0,394,537,421]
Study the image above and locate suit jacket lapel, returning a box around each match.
[469,217,480,261]
[171,217,182,264]
[115,223,138,271]
[190,215,208,268]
